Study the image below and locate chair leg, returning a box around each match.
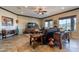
[68,38,70,43]
[58,40,62,49]
[67,34,70,43]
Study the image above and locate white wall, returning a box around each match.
[42,9,79,39]
[0,9,18,32]
[17,16,41,34]
[0,8,41,34]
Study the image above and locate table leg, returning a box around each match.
[30,37,32,45]
[59,35,62,49]
[41,36,43,44]
[58,40,62,49]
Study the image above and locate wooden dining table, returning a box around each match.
[30,33,44,45]
[29,31,70,49]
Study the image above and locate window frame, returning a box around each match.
[44,20,53,29]
[59,15,77,32]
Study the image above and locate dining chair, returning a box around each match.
[53,32,62,49]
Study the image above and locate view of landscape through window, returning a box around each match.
[59,17,76,31]
[45,20,53,29]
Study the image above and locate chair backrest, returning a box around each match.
[53,32,60,41]
[62,32,70,40]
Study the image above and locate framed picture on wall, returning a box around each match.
[2,16,13,26]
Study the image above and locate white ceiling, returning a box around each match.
[1,6,79,18]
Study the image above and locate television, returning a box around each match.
[27,22,39,29]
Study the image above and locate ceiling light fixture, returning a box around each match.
[24,6,28,8]
[34,7,47,15]
[61,7,65,10]
[21,11,24,14]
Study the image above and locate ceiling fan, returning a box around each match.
[34,6,47,15]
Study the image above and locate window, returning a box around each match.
[59,16,76,31]
[44,20,53,29]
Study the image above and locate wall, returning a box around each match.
[0,9,17,32]
[42,9,79,39]
[0,8,41,34]
[1,7,79,39]
[17,16,41,34]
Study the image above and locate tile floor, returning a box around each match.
[0,34,79,52]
